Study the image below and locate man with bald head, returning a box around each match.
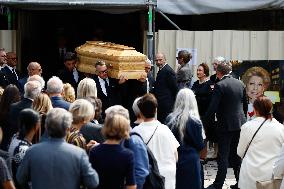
[18,62,42,95]
[153,52,178,123]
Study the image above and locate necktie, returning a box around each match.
[103,79,109,95]
[12,68,18,80]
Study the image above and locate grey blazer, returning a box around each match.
[17,138,99,189]
[176,63,193,89]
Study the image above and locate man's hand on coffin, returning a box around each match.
[137,72,147,83]
[118,74,128,84]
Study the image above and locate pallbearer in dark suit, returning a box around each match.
[153,52,178,124]
[143,59,155,93]
[57,52,84,92]
[205,61,247,189]
[94,61,122,119]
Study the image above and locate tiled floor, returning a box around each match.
[204,160,236,189]
[203,147,237,189]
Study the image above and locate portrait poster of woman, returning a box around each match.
[241,66,271,121]
[238,60,284,123]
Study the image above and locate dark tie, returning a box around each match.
[103,79,109,95]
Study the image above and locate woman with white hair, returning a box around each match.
[66,99,95,149]
[77,78,97,99]
[165,88,205,189]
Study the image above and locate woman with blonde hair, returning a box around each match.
[66,99,95,149]
[62,83,76,103]
[32,93,53,142]
[89,105,136,189]
[242,67,271,120]
[77,78,97,99]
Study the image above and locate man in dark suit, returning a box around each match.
[205,61,247,189]
[57,52,84,92]
[143,59,155,93]
[1,81,42,150]
[1,52,20,86]
[93,61,122,119]
[0,48,9,88]
[153,52,178,124]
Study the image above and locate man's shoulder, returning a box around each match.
[29,140,85,155]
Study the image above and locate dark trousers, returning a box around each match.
[213,130,241,189]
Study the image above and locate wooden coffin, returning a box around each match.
[75,41,146,79]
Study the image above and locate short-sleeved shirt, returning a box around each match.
[89,144,135,189]
[8,135,32,186]
[0,157,12,189]
[66,127,86,149]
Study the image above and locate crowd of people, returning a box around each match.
[0,46,283,189]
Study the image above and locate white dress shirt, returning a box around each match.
[98,77,109,96]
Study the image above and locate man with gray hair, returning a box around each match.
[47,76,70,110]
[210,56,226,84]
[205,62,247,189]
[106,105,149,189]
[18,62,43,95]
[17,108,99,189]
[0,48,9,88]
[1,81,42,150]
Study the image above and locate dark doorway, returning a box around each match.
[18,10,145,80]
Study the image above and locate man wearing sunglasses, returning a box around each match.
[94,60,122,119]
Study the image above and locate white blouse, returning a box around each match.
[237,117,284,189]
[132,120,180,189]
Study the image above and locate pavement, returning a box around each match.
[203,147,237,189]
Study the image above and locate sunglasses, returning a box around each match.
[176,57,182,60]
[98,69,108,74]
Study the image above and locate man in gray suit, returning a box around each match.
[176,50,193,89]
[16,108,99,189]
[205,61,247,189]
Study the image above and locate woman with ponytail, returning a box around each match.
[8,108,40,188]
[237,96,284,189]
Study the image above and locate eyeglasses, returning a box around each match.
[98,69,108,74]
[7,57,17,60]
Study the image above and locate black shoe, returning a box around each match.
[230,184,239,189]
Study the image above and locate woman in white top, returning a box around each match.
[237,96,284,189]
[132,93,179,189]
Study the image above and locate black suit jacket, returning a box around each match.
[93,76,121,115]
[142,73,155,93]
[0,70,9,88]
[204,76,247,132]
[57,68,85,91]
[153,64,178,123]
[1,66,20,86]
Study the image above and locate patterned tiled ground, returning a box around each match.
[203,147,237,189]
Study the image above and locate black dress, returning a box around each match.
[192,79,216,142]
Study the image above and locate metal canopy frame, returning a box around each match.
[0,0,157,66]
